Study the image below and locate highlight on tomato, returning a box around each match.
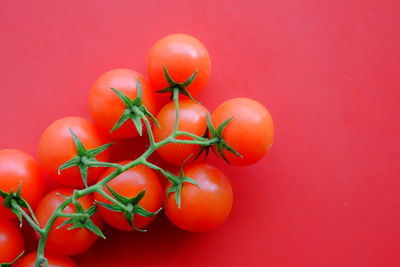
[38,116,110,187]
[211,98,274,166]
[94,162,163,231]
[35,188,103,255]
[153,100,208,165]
[165,163,233,232]
[0,149,44,219]
[0,219,24,263]
[16,252,77,267]
[147,33,211,98]
[88,69,158,139]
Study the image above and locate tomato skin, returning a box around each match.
[38,116,110,187]
[35,188,102,255]
[147,34,211,97]
[153,100,208,165]
[165,163,233,232]
[0,149,44,219]
[16,252,76,267]
[212,98,274,166]
[94,162,163,231]
[0,219,24,263]
[88,69,158,139]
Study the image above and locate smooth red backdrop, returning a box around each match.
[1,0,399,266]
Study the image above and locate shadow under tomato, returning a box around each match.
[73,212,192,266]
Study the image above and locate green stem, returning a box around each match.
[171,137,219,146]
[142,116,155,146]
[57,212,89,218]
[175,130,208,141]
[173,88,180,133]
[11,201,43,234]
[19,87,217,266]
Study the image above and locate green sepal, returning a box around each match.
[99,187,158,231]
[163,166,200,209]
[198,113,243,164]
[87,143,114,158]
[56,203,106,239]
[110,79,160,135]
[96,201,124,212]
[156,65,198,102]
[0,185,30,226]
[0,251,25,267]
[57,129,114,187]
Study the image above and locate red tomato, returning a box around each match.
[165,163,233,232]
[0,219,24,263]
[38,116,110,187]
[212,98,274,166]
[147,34,211,97]
[153,100,208,165]
[88,69,158,139]
[0,149,44,219]
[16,252,76,267]
[94,162,163,231]
[35,188,102,255]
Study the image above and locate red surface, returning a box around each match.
[1,0,400,266]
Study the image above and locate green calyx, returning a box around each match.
[56,200,105,239]
[196,114,242,164]
[156,65,198,102]
[58,129,114,187]
[0,185,33,226]
[0,251,25,267]
[110,78,160,136]
[164,166,199,209]
[97,187,160,232]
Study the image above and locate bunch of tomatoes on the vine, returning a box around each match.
[0,34,274,267]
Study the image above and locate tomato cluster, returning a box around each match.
[0,33,274,266]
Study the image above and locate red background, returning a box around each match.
[1,0,400,266]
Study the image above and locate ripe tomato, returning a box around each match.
[212,98,274,166]
[38,116,110,187]
[147,34,211,97]
[88,69,158,139]
[94,162,163,231]
[153,100,208,165]
[35,188,102,255]
[16,252,76,267]
[165,163,233,232]
[0,219,24,263]
[0,149,44,219]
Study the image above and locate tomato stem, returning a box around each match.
[3,88,222,266]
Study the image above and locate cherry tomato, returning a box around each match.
[94,162,163,231]
[16,252,76,267]
[212,98,274,166]
[88,69,158,139]
[35,188,102,255]
[147,34,211,97]
[153,100,208,165]
[0,149,44,219]
[0,219,24,263]
[38,116,110,187]
[165,163,233,232]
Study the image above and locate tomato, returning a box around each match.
[211,98,274,166]
[165,163,233,232]
[16,252,76,267]
[88,69,158,139]
[38,116,110,187]
[35,188,102,255]
[0,219,24,263]
[94,162,163,231]
[147,34,211,97]
[0,149,44,219]
[153,100,208,165]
